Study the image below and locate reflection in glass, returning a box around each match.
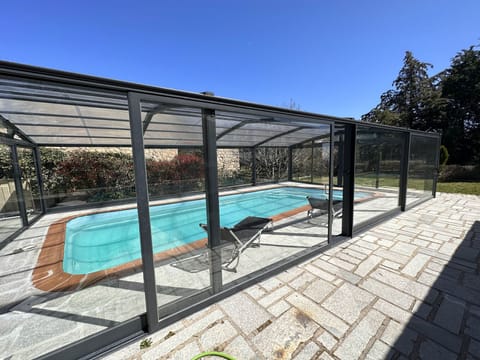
[17,147,42,222]
[354,126,404,227]
[407,135,437,204]
[0,144,22,242]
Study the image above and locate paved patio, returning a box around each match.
[104,192,480,360]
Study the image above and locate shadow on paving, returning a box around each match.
[387,221,480,359]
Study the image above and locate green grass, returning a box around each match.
[437,182,480,195]
[296,173,480,195]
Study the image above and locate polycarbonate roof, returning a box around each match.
[0,74,331,148]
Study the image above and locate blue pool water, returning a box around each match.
[63,187,369,274]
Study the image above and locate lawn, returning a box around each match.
[436,182,480,195]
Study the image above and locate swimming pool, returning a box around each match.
[63,187,370,274]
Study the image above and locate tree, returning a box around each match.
[441,45,480,164]
[362,51,444,131]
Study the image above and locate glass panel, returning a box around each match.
[292,146,313,182]
[40,147,136,209]
[0,143,23,243]
[140,101,211,318]
[407,135,437,204]
[0,78,146,358]
[216,110,333,287]
[217,148,251,188]
[16,147,42,222]
[331,124,346,236]
[354,126,404,227]
[255,148,289,183]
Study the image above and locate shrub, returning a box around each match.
[439,145,449,166]
[57,150,135,201]
[146,153,204,196]
[439,165,480,182]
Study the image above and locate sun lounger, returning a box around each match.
[200,216,272,272]
[306,196,343,218]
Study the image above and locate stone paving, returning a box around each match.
[104,192,480,360]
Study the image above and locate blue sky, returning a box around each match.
[1,1,479,118]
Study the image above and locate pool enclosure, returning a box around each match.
[0,61,440,359]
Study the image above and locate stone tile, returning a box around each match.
[343,247,368,260]
[366,340,391,360]
[289,269,316,290]
[317,330,337,351]
[382,260,402,270]
[244,285,266,300]
[360,278,414,310]
[412,238,429,248]
[363,234,379,242]
[408,312,463,354]
[355,254,382,277]
[374,248,410,264]
[252,307,317,359]
[401,253,430,278]
[390,242,417,257]
[355,240,379,251]
[336,252,362,265]
[259,277,283,292]
[142,310,223,359]
[303,263,335,282]
[292,341,320,360]
[286,293,349,338]
[322,283,375,324]
[167,340,201,360]
[419,340,457,360]
[276,267,304,283]
[219,293,270,335]
[223,336,257,360]
[267,299,291,317]
[370,268,433,301]
[468,339,480,358]
[411,299,432,320]
[465,315,480,341]
[373,299,411,324]
[434,295,465,335]
[328,257,356,271]
[348,243,373,255]
[312,259,361,284]
[258,286,291,308]
[318,352,334,360]
[438,242,457,256]
[378,239,395,248]
[334,310,385,360]
[381,320,416,356]
[198,320,237,351]
[302,278,336,304]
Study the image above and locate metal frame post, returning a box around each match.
[287,147,293,181]
[327,124,334,243]
[33,147,47,214]
[251,147,257,185]
[201,107,223,293]
[310,140,314,183]
[337,134,344,187]
[399,133,411,211]
[11,145,28,226]
[341,124,356,237]
[127,92,159,333]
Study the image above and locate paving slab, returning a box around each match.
[5,192,479,360]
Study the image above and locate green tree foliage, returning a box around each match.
[441,45,480,164]
[362,51,443,131]
[363,46,480,165]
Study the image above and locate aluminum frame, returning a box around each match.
[0,61,442,360]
